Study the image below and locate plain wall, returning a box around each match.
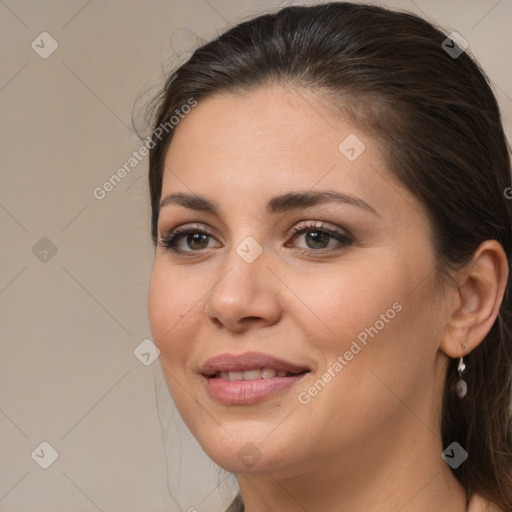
[1,0,511,511]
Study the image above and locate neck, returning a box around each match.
[236,413,467,512]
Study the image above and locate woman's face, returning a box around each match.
[148,86,448,478]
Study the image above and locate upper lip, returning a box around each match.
[200,351,310,376]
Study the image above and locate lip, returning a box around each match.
[200,351,310,405]
[203,374,309,405]
[200,351,310,376]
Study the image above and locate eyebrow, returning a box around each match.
[159,190,380,216]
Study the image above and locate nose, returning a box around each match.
[204,244,282,332]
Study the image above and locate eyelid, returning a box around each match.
[288,220,352,238]
[159,222,213,238]
[158,219,350,240]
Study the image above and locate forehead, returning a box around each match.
[160,86,413,223]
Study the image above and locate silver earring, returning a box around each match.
[456,345,467,398]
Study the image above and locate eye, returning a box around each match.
[286,221,353,253]
[157,221,353,256]
[157,224,218,255]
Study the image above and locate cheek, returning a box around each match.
[147,260,201,365]
[289,254,404,352]
[292,252,434,397]
[148,262,202,422]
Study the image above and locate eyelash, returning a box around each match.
[158,221,353,256]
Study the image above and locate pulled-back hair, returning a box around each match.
[146,3,512,510]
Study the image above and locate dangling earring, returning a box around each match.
[456,343,467,398]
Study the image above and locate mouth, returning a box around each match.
[207,368,309,381]
[200,351,311,405]
[201,351,310,379]
[203,371,310,405]
[200,352,311,405]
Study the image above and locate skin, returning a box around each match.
[147,85,508,511]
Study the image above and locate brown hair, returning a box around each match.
[146,2,512,510]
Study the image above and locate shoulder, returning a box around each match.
[468,491,507,512]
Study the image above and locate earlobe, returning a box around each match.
[440,239,508,359]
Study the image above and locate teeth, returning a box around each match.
[261,368,277,379]
[216,368,289,381]
[242,369,261,380]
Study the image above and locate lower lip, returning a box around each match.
[203,373,309,405]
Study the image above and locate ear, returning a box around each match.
[440,239,509,358]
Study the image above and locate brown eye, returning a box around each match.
[158,225,218,254]
[288,222,353,252]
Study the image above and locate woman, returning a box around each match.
[146,2,512,511]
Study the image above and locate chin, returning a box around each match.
[193,423,299,476]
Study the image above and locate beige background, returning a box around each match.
[1,0,511,511]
